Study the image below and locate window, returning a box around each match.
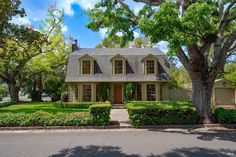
[82,84,92,102]
[146,84,156,101]
[82,60,91,74]
[137,84,142,101]
[114,60,123,74]
[146,60,155,74]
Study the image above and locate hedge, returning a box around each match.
[126,101,199,126]
[89,104,111,126]
[54,101,110,109]
[214,107,236,124]
[0,111,91,127]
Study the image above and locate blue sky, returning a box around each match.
[13,0,168,51]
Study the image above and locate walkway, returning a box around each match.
[110,109,130,127]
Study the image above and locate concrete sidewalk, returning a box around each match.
[110,109,131,127]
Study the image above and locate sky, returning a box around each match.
[12,0,168,51]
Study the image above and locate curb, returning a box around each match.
[0,124,236,131]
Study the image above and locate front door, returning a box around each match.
[114,84,123,103]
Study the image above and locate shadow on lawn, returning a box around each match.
[49,145,236,157]
[148,128,236,143]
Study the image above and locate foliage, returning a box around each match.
[125,83,134,100]
[54,101,110,109]
[22,7,71,102]
[224,62,236,87]
[126,101,199,126]
[0,102,88,113]
[89,104,111,126]
[100,82,110,101]
[171,67,192,89]
[0,111,91,127]
[214,108,236,124]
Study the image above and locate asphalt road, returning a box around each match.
[0,129,236,157]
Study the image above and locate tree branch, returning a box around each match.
[219,0,236,31]
[133,0,164,6]
[117,0,138,24]
[176,46,190,72]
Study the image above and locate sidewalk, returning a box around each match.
[110,109,131,127]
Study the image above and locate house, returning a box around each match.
[65,47,171,103]
[212,79,236,107]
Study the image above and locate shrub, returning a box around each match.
[214,107,236,124]
[126,101,199,126]
[0,111,91,127]
[54,101,110,109]
[89,104,111,126]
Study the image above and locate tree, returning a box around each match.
[87,0,236,123]
[22,7,71,101]
[0,2,64,102]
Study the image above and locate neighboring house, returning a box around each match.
[65,47,171,103]
[212,79,236,107]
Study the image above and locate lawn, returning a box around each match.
[0,102,89,113]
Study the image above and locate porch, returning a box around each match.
[68,82,169,103]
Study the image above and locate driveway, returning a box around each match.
[0,129,236,157]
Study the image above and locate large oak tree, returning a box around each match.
[87,0,236,123]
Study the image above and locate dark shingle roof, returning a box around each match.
[65,48,171,82]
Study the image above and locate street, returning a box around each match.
[0,129,236,157]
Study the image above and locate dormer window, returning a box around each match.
[79,54,94,75]
[114,60,123,74]
[146,60,155,74]
[82,60,91,74]
[110,54,127,75]
[141,54,158,75]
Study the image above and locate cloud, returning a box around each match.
[156,41,169,53]
[62,25,68,32]
[11,16,31,26]
[99,28,108,39]
[57,0,99,16]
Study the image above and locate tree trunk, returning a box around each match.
[192,79,215,124]
[31,73,43,102]
[8,82,20,102]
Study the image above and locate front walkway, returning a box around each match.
[110,109,130,127]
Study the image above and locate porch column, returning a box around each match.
[91,83,96,102]
[68,83,75,102]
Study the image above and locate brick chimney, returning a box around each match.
[72,39,79,52]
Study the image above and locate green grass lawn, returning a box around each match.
[0,102,89,113]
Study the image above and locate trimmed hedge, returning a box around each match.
[54,101,110,109]
[0,111,91,127]
[126,101,199,126]
[89,104,111,126]
[214,107,236,124]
